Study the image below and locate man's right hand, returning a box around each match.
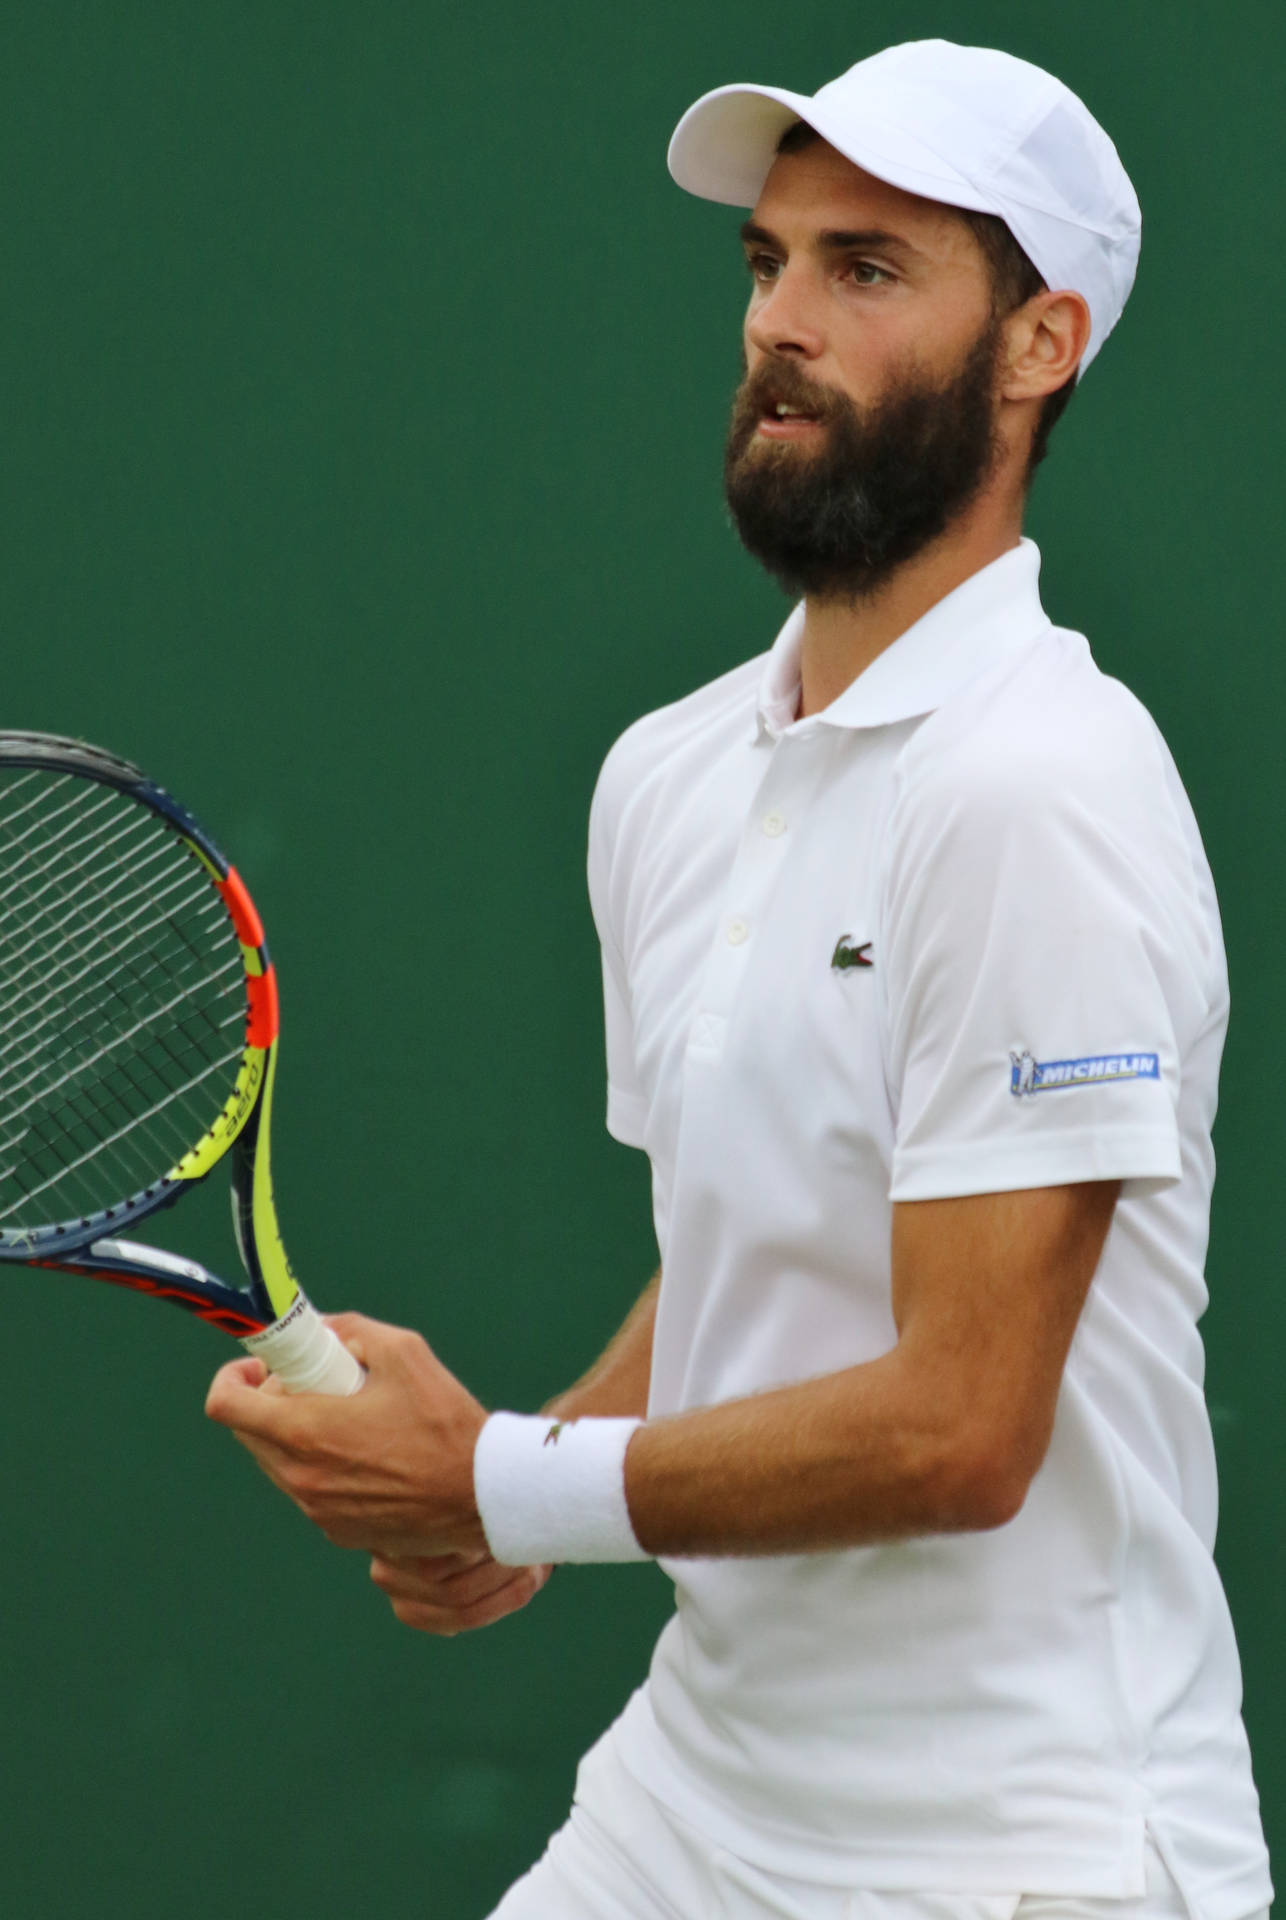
[369,1265,658,1635]
[370,1549,553,1636]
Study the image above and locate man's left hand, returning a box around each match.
[204,1313,490,1560]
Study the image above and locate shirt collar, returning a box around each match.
[753,538,1053,742]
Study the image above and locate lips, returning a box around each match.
[748,377,833,435]
[756,399,824,438]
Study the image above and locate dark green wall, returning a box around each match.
[0,5,1278,1915]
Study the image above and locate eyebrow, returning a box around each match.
[739,219,923,259]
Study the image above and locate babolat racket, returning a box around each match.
[0,731,362,1395]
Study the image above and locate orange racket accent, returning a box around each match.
[36,1261,266,1337]
[218,866,266,950]
[245,966,280,1049]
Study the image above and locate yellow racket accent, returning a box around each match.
[182,838,224,883]
[168,1049,266,1182]
[247,1045,297,1319]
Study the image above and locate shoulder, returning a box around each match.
[893,626,1171,828]
[880,626,1221,985]
[590,652,765,846]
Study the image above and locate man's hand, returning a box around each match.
[204,1313,489,1561]
[370,1550,553,1636]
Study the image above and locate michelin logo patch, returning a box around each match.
[1009,1049,1160,1097]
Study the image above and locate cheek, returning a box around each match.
[829,292,967,402]
[828,322,904,406]
[742,300,763,363]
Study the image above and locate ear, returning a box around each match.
[1000,289,1092,401]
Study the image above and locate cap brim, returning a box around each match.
[667,85,814,205]
[667,81,1000,219]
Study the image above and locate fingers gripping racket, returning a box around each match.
[0,732,362,1395]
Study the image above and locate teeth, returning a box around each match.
[775,403,807,417]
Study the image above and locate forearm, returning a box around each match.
[623,1346,1005,1557]
[541,1269,659,1422]
[210,1191,1107,1572]
[619,1183,1116,1558]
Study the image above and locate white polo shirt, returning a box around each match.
[587,541,1272,1917]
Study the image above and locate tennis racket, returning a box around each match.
[0,731,362,1395]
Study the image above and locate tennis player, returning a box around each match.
[206,40,1274,1920]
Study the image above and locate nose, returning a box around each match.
[745,263,826,361]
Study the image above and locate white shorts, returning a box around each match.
[487,1730,1258,1920]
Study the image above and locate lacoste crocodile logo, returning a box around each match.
[831,935,874,971]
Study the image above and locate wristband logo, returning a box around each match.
[1010,1049,1160,1097]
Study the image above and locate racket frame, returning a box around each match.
[0,731,301,1338]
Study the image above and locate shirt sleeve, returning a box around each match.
[880,717,1212,1203]
[588,749,648,1150]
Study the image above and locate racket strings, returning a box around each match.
[0,873,235,1076]
[0,894,231,1063]
[0,876,242,1211]
[0,792,243,1159]
[0,794,238,1132]
[0,851,228,1051]
[0,770,249,1230]
[1,818,189,978]
[0,928,235,1214]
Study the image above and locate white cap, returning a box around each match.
[668,39,1141,375]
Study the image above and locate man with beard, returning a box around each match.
[206,41,1272,1920]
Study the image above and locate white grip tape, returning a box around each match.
[474,1411,649,1566]
[241,1294,364,1396]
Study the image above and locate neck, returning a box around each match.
[797,500,1025,718]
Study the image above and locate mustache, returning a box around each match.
[734,359,848,423]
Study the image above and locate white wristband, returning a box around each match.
[473,1412,650,1566]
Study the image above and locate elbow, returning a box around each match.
[958,1459,1031,1532]
[932,1432,1039,1533]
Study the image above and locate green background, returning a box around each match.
[0,3,1279,1914]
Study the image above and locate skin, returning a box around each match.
[734,140,1090,711]
[370,1275,661,1633]
[205,140,1108,1632]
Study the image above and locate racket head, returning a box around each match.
[0,731,287,1328]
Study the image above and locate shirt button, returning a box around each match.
[761,811,787,838]
[727,918,749,946]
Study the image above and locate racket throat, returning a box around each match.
[68,1237,266,1337]
[229,1040,298,1324]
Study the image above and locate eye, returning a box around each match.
[744,251,783,284]
[849,260,894,287]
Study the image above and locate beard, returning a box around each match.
[722,320,1004,602]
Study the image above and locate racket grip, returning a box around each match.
[241,1295,364,1396]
